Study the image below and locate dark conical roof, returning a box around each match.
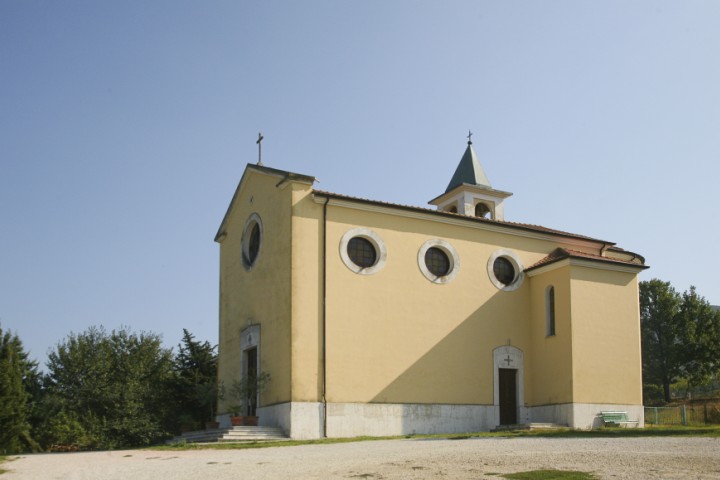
[445,142,491,193]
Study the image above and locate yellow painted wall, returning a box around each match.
[527,265,574,405]
[289,185,324,402]
[570,267,643,405]
[217,170,294,413]
[322,204,557,406]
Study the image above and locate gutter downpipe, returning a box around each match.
[322,197,329,438]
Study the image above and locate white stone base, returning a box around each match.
[227,401,644,439]
[256,402,324,439]
[326,402,496,438]
[528,403,644,429]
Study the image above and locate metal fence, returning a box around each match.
[644,403,720,426]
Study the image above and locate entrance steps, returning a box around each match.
[491,423,567,432]
[166,426,288,444]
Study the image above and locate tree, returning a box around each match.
[640,279,683,402]
[677,286,720,391]
[43,326,175,449]
[0,326,39,453]
[171,329,218,430]
[640,279,720,402]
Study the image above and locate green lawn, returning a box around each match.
[0,456,11,475]
[153,425,720,451]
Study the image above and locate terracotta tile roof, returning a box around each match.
[313,190,613,245]
[525,247,648,272]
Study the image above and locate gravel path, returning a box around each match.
[5,436,720,479]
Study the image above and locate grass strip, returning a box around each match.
[152,425,720,451]
[0,456,11,475]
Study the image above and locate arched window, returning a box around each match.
[475,203,491,218]
[546,286,556,336]
[447,205,458,213]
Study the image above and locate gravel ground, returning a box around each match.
[5,436,720,480]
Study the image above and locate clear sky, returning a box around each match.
[2,1,719,367]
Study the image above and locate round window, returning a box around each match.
[493,256,515,285]
[339,228,387,275]
[241,213,263,270]
[347,236,377,268]
[417,239,460,284]
[425,247,450,277]
[487,249,525,291]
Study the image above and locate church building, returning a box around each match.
[214,138,648,439]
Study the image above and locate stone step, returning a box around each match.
[492,423,567,432]
[167,426,288,444]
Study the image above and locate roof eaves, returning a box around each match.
[313,190,612,245]
[525,247,649,272]
[215,164,316,242]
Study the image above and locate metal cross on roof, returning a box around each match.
[467,130,473,145]
[256,132,264,166]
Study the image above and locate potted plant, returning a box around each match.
[195,380,224,430]
[229,371,271,426]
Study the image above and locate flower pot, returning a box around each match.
[230,415,259,426]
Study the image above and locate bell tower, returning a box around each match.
[428,133,512,221]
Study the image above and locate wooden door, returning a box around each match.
[245,347,258,416]
[499,368,517,425]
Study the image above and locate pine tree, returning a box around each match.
[172,329,218,430]
[0,326,37,453]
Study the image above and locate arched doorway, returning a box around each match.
[493,346,524,426]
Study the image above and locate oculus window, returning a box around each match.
[425,247,450,277]
[347,237,377,269]
[241,213,263,270]
[487,249,524,291]
[418,239,460,284]
[339,228,387,275]
[493,257,515,285]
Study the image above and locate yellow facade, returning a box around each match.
[215,156,647,438]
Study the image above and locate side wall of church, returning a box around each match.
[323,202,556,407]
[527,265,574,407]
[569,267,643,406]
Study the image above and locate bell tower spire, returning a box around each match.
[428,133,512,220]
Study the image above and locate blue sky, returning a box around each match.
[2,1,719,366]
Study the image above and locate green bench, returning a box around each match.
[600,410,639,427]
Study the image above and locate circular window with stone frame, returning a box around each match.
[487,249,524,291]
[339,228,387,275]
[241,213,263,270]
[417,239,460,284]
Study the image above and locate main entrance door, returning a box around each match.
[498,368,517,425]
[244,347,258,416]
